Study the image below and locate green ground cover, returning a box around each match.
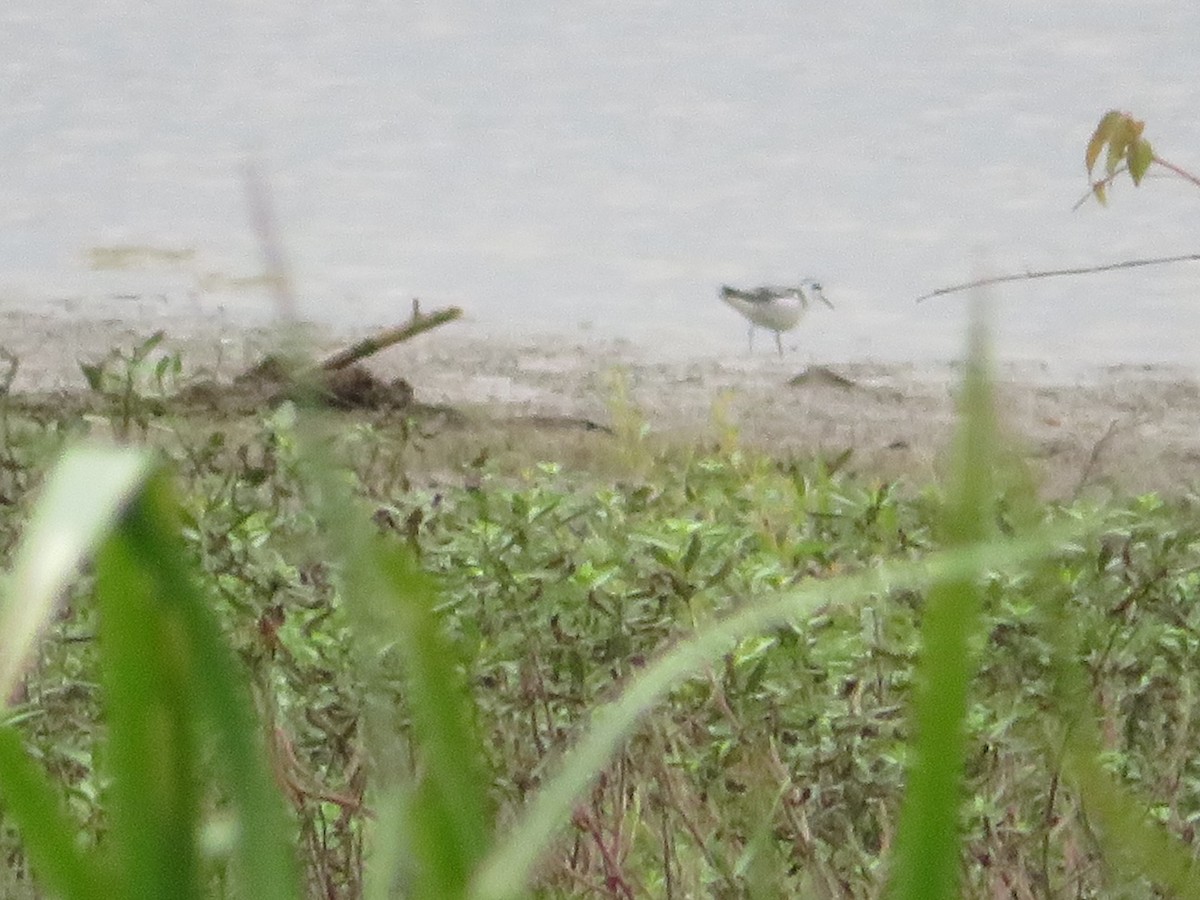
[1,327,1199,899]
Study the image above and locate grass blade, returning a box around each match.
[886,302,995,900]
[95,517,202,898]
[0,446,297,899]
[0,446,152,706]
[0,446,151,898]
[1065,745,1200,896]
[116,473,300,900]
[309,453,492,900]
[0,725,115,900]
[374,544,491,898]
[1043,558,1200,896]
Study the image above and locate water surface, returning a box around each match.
[4,2,1200,366]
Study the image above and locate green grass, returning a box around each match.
[1,320,1200,897]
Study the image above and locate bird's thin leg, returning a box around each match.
[774,330,784,357]
[747,325,755,354]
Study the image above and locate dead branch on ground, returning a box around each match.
[320,300,463,371]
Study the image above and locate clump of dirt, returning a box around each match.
[171,356,415,416]
[322,365,414,411]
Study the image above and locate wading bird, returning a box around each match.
[719,280,832,356]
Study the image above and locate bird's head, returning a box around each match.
[801,280,833,309]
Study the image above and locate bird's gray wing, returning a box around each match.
[720,285,774,304]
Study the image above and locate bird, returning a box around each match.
[719,280,833,356]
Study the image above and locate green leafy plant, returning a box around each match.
[5,309,1200,897]
[1084,109,1200,205]
[80,331,182,439]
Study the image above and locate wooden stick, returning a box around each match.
[915,253,1200,303]
[319,304,463,371]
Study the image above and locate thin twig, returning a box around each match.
[1073,418,1120,499]
[1153,154,1200,190]
[1072,165,1127,212]
[1072,153,1200,210]
[915,253,1200,303]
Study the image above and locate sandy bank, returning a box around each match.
[3,310,1198,498]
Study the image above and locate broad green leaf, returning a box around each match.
[1105,128,1130,178]
[1107,114,1145,177]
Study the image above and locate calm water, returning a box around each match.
[4,2,1200,365]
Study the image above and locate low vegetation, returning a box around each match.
[0,316,1198,899]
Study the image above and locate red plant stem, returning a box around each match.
[1153,154,1200,190]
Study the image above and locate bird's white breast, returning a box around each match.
[723,293,805,331]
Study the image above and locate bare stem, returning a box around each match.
[1153,154,1200,190]
[916,253,1200,303]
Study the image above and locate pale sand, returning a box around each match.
[3,311,1199,498]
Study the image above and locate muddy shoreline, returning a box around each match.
[4,310,1199,498]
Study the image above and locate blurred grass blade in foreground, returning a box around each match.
[299,422,492,900]
[886,300,995,900]
[1043,541,1200,894]
[0,447,298,899]
[0,447,151,706]
[99,470,298,899]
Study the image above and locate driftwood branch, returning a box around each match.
[319,301,463,371]
[915,252,1200,303]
